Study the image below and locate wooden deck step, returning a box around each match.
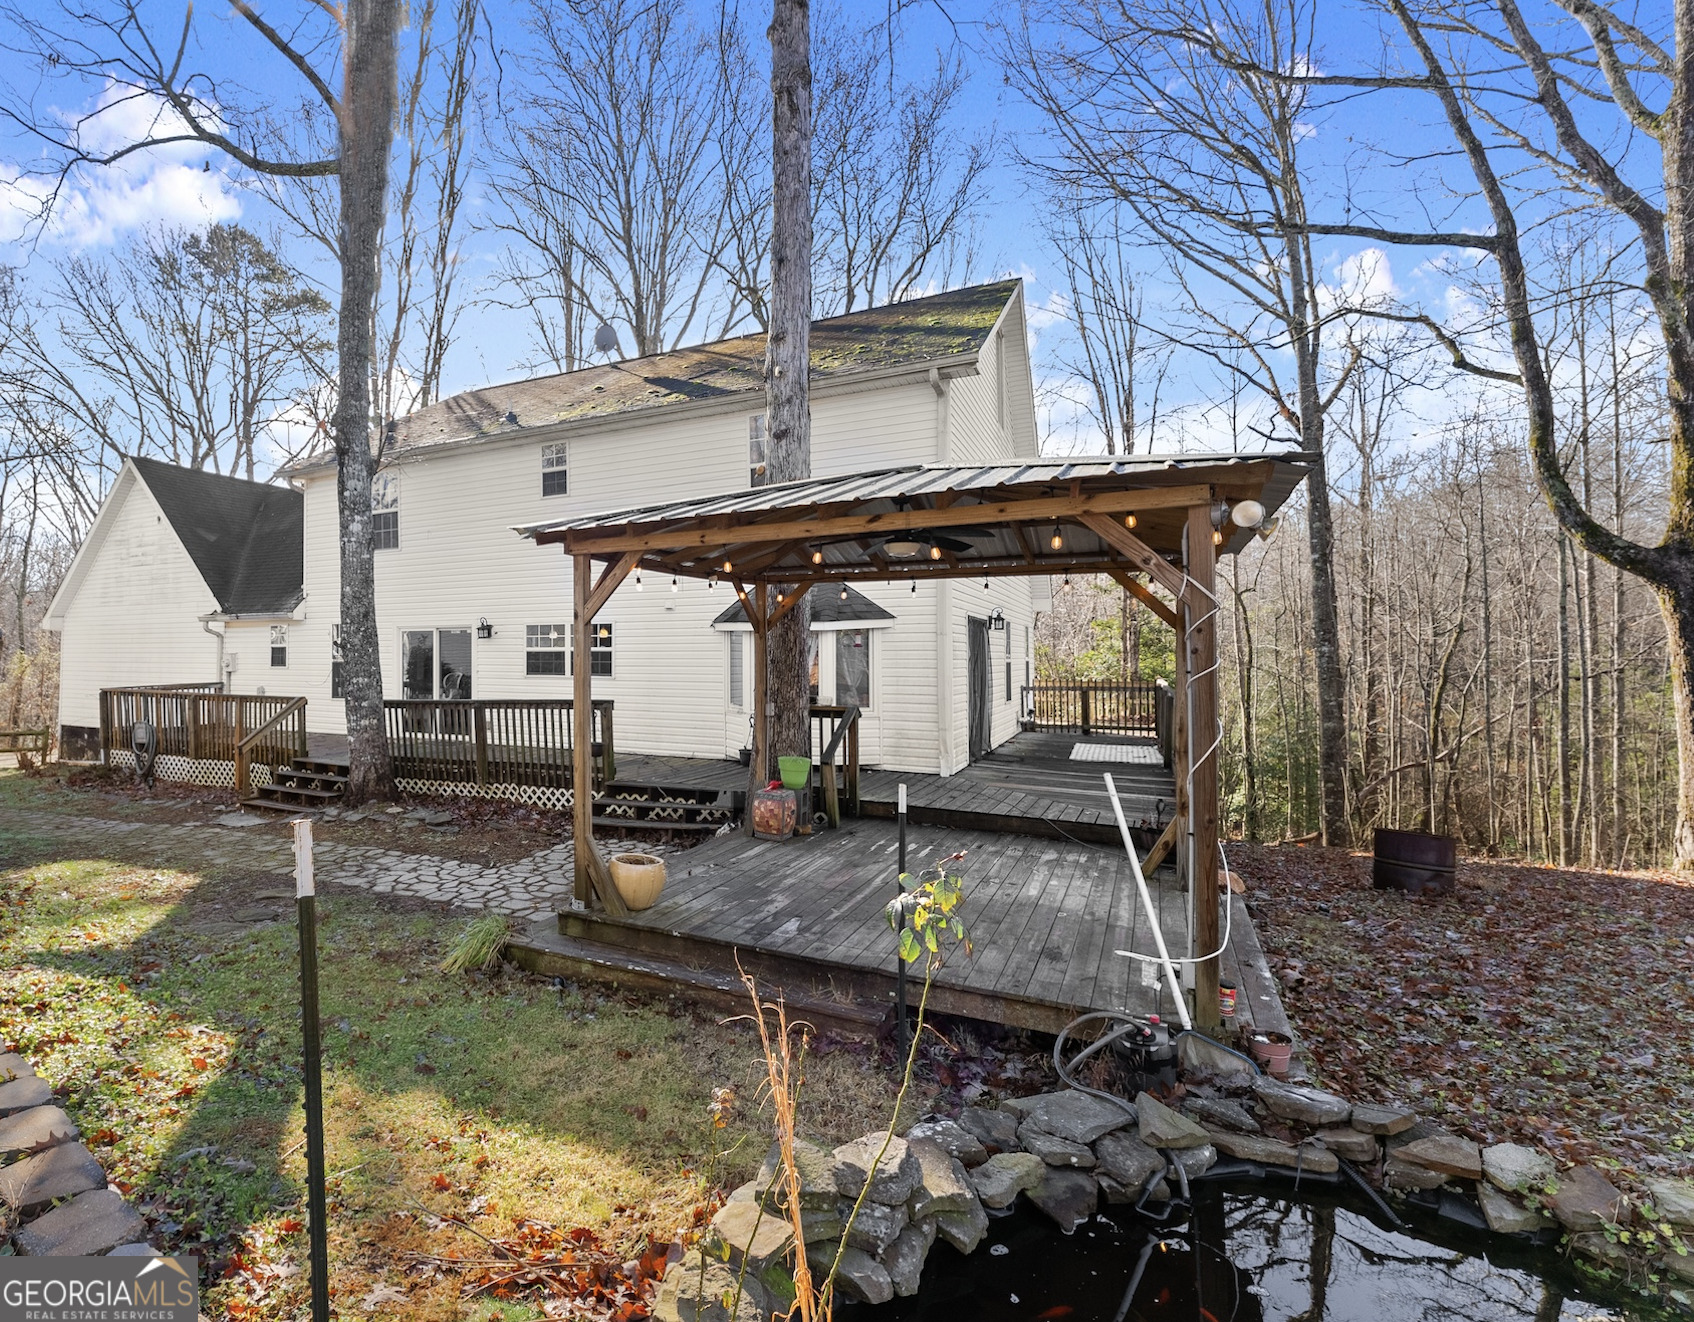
[506,921,889,1038]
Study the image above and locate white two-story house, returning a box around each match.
[49,280,1049,776]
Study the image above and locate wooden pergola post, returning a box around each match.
[1184,503,1221,1029]
[572,552,633,915]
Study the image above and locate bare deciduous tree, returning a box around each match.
[0,0,406,802]
[1005,0,1363,846]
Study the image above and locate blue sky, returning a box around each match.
[0,0,1633,472]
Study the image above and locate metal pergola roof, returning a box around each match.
[517,453,1313,591]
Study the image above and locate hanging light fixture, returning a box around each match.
[1124,513,1138,530]
[1049,525,1064,551]
[882,536,924,559]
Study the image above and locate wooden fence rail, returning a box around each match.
[1021,683,1161,735]
[810,704,862,827]
[384,699,615,790]
[100,688,307,769]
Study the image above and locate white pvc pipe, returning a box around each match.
[1105,773,1192,1031]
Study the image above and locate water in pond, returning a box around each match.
[852,1180,1676,1321]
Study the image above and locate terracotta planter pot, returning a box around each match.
[1248,1033,1292,1077]
[609,852,667,911]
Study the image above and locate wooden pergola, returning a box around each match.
[519,454,1312,1027]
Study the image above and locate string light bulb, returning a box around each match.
[1049,525,1064,551]
[635,570,643,591]
[708,575,718,591]
[776,590,785,604]
[811,548,824,565]
[983,576,990,590]
[1212,529,1225,546]
[670,575,679,593]
[722,559,733,574]
[929,543,943,560]
[911,579,918,594]
[839,584,849,601]
[1125,513,1138,530]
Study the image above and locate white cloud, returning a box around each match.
[0,84,243,248]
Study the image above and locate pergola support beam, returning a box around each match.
[572,552,630,916]
[1183,504,1221,1028]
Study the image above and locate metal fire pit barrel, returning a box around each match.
[1372,828,1456,896]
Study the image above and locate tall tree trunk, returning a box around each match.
[1285,229,1350,846]
[336,0,402,804]
[1557,535,1573,865]
[763,0,813,772]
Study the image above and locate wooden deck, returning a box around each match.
[508,814,1288,1040]
[610,730,1175,845]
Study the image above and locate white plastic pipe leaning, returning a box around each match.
[1105,773,1193,1031]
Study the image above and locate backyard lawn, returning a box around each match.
[0,771,931,1320]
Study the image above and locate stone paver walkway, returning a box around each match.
[8,807,581,919]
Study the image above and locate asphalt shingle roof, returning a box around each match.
[131,457,303,615]
[711,584,898,628]
[361,280,1019,458]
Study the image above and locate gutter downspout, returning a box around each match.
[199,614,225,691]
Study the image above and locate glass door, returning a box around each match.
[438,630,473,700]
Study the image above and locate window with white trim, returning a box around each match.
[541,443,568,497]
[835,629,871,710]
[728,632,744,707]
[749,415,768,486]
[526,624,569,675]
[371,470,399,550]
[270,624,288,667]
[576,622,614,676]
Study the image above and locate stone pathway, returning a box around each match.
[8,806,585,918]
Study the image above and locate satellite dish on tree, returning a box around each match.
[592,323,621,356]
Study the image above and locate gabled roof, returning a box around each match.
[131,457,303,614]
[712,584,897,629]
[323,280,1020,463]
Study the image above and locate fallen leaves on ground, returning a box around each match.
[1236,843,1694,1180]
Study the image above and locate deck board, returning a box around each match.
[523,731,1291,1035]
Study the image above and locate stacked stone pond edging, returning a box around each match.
[0,1053,155,1257]
[655,1049,1694,1319]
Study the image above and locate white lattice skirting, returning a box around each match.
[108,749,275,789]
[395,778,575,811]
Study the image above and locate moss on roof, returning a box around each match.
[373,280,1018,458]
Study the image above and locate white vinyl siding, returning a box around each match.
[52,469,222,729]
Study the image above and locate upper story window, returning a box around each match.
[270,624,288,667]
[541,442,568,497]
[749,415,768,487]
[371,470,400,550]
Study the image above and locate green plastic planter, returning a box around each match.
[777,756,811,790]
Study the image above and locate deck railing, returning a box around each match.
[384,699,615,789]
[1021,682,1161,735]
[100,688,307,768]
[809,704,862,827]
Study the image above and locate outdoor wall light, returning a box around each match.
[1210,499,1231,529]
[1231,499,1267,529]
[476,618,493,640]
[989,608,1006,630]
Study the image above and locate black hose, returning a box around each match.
[1338,1154,1408,1231]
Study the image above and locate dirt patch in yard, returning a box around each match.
[1234,842,1694,1181]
